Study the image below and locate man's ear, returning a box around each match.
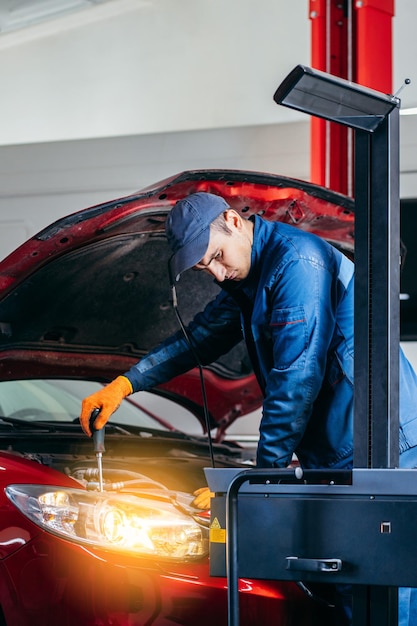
[224,209,242,230]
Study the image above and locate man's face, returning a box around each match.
[193,210,252,282]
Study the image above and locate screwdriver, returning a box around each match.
[89,408,105,492]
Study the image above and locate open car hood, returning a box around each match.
[0,169,354,429]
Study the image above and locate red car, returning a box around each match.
[0,169,354,626]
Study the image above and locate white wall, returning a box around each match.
[1,0,417,257]
[0,120,310,260]
[0,0,310,146]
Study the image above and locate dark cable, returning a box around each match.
[170,282,216,468]
[296,582,336,608]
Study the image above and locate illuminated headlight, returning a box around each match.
[6,485,208,560]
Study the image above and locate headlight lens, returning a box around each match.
[6,484,208,560]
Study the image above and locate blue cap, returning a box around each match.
[166,192,229,282]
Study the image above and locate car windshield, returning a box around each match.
[0,379,172,431]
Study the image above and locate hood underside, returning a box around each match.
[0,170,354,419]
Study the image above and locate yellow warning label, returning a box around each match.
[210,528,226,543]
[210,517,226,543]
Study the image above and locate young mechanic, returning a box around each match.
[80,192,417,626]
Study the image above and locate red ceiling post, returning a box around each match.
[309,0,327,189]
[354,0,394,93]
[309,0,395,195]
[309,0,351,194]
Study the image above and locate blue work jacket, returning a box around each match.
[125,216,417,470]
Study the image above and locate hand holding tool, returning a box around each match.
[80,376,133,436]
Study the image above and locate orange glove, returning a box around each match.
[192,487,214,510]
[80,376,133,436]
